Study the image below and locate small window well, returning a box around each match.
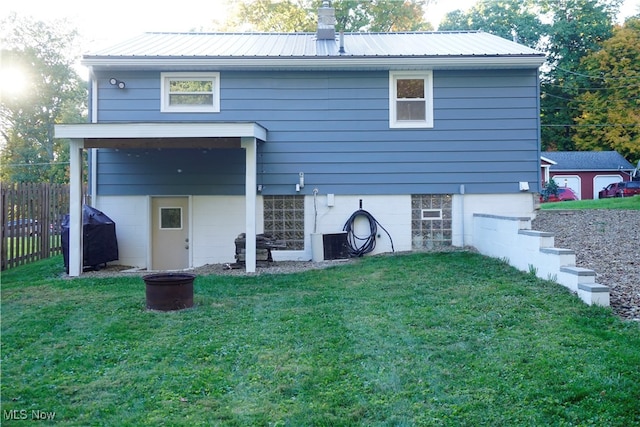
[421,209,442,220]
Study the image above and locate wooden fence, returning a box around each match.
[1,182,71,270]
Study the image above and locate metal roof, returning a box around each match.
[83,31,546,70]
[543,151,634,171]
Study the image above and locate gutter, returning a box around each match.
[81,55,546,71]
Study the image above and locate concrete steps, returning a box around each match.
[473,214,610,307]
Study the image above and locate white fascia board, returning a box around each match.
[82,55,546,71]
[540,156,557,165]
[55,122,267,141]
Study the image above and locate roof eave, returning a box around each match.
[55,122,268,141]
[82,55,546,71]
[550,167,634,172]
[540,156,557,165]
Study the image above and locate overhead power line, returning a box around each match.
[2,161,70,167]
[554,66,640,81]
[541,123,640,127]
[541,92,640,102]
[545,82,640,91]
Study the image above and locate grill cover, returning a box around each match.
[62,205,119,272]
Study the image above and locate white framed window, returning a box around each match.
[161,72,220,113]
[421,209,442,220]
[389,71,433,128]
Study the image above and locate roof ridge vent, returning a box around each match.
[317,1,336,40]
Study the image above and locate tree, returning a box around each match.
[439,0,623,152]
[538,0,621,151]
[541,177,559,201]
[230,0,316,32]
[335,0,432,32]
[572,18,640,163]
[0,14,87,183]
[227,0,432,33]
[439,0,546,49]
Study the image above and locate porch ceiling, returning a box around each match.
[84,137,241,149]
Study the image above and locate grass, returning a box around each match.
[2,253,639,426]
[540,195,640,210]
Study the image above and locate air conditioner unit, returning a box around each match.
[311,232,349,261]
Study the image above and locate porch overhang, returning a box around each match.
[55,122,267,144]
[55,122,267,277]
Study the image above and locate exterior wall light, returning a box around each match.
[109,78,126,89]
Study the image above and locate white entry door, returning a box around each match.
[151,197,190,270]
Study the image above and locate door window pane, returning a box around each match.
[160,208,182,229]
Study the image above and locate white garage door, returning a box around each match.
[552,175,581,199]
[593,175,623,199]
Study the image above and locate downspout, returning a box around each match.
[460,184,465,247]
[535,71,542,194]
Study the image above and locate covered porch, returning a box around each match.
[54,122,267,276]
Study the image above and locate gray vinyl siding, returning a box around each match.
[93,69,540,196]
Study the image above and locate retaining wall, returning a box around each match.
[472,213,609,306]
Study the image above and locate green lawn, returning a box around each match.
[541,194,640,210]
[2,253,639,426]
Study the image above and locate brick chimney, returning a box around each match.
[317,1,336,40]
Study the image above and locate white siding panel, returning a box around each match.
[95,193,539,267]
[191,196,265,266]
[95,196,149,268]
[318,194,410,254]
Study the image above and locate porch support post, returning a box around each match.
[241,137,257,273]
[69,139,84,276]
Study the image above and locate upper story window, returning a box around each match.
[389,71,433,128]
[161,72,220,113]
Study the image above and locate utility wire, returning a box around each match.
[2,161,69,167]
[541,92,640,102]
[545,82,640,91]
[541,123,640,127]
[554,66,640,81]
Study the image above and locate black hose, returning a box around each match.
[342,209,395,257]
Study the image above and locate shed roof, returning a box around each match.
[83,31,545,71]
[543,151,634,171]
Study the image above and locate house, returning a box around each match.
[55,4,546,276]
[542,151,635,199]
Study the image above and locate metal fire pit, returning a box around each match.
[143,273,195,311]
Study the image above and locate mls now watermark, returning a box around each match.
[4,409,56,421]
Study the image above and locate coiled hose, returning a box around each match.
[342,209,395,257]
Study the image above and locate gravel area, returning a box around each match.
[532,209,640,322]
[74,258,359,278]
[74,209,639,321]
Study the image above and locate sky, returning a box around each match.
[2,0,639,51]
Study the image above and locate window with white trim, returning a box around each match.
[161,72,220,113]
[389,71,433,128]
